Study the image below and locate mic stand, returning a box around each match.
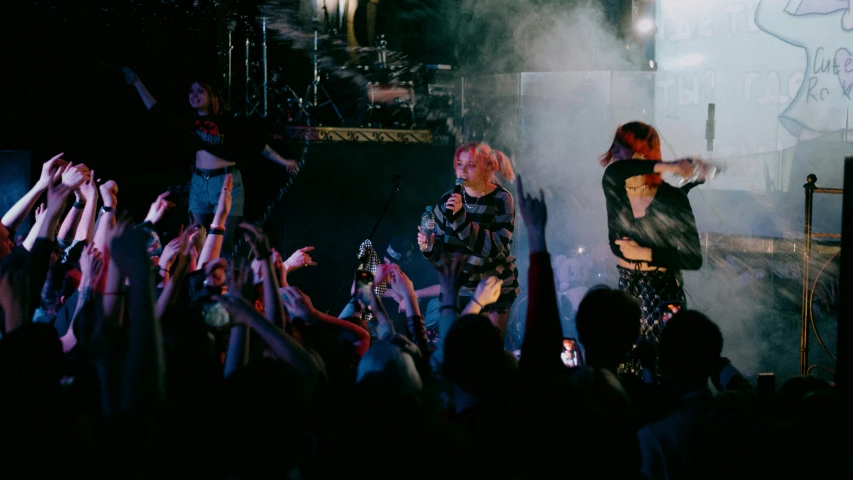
[325,175,403,314]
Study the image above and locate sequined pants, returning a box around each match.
[617,265,685,376]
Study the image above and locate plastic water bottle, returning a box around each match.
[420,206,435,251]
[669,158,722,187]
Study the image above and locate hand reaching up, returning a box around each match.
[79,243,104,287]
[389,266,417,302]
[430,251,468,291]
[215,174,233,220]
[79,170,99,203]
[239,222,272,260]
[280,286,316,321]
[36,153,68,190]
[99,180,119,208]
[144,191,176,225]
[61,162,92,190]
[516,175,547,234]
[283,246,317,273]
[47,164,78,214]
[226,256,255,300]
[473,276,502,308]
[34,203,47,223]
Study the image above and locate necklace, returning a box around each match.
[463,188,484,209]
[625,184,648,193]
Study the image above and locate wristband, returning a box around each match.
[73,201,86,209]
[471,298,484,309]
[210,227,226,236]
[101,205,114,213]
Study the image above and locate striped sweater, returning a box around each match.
[427,184,520,303]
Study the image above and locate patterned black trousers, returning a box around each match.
[617,265,685,377]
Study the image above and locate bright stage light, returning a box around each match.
[634,17,656,37]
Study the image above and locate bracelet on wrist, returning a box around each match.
[210,226,226,236]
[73,201,86,209]
[101,205,114,213]
[471,298,484,309]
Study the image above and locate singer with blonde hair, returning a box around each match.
[417,142,520,337]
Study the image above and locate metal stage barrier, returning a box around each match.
[801,174,842,377]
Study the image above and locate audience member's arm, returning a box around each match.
[111,219,165,414]
[1,154,66,233]
[461,276,502,316]
[74,173,99,243]
[388,265,431,358]
[516,176,564,375]
[92,180,119,252]
[241,222,288,329]
[280,246,316,287]
[57,187,86,244]
[281,286,371,357]
[197,174,232,269]
[59,244,103,353]
[218,293,324,382]
[22,203,47,251]
[431,252,467,366]
[222,258,255,378]
[155,226,198,320]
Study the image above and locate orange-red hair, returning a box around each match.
[454,142,515,185]
[599,121,663,187]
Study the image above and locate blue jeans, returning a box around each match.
[189,168,245,217]
[189,167,245,259]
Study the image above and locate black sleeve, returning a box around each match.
[649,188,703,270]
[602,160,659,187]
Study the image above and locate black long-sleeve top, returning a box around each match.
[602,160,702,270]
[149,104,268,164]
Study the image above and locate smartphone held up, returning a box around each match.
[561,338,584,368]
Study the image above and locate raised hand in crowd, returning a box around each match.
[60,243,104,353]
[516,175,547,253]
[143,191,175,226]
[36,153,69,190]
[462,276,502,316]
[60,162,92,190]
[1,153,67,236]
[99,180,119,210]
[197,175,232,268]
[284,246,317,274]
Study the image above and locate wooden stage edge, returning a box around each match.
[281,126,434,144]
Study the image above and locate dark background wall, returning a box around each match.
[270,142,455,314]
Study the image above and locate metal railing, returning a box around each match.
[801,173,842,375]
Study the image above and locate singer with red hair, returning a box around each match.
[600,121,703,377]
[417,142,520,337]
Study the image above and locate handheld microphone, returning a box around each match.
[453,178,466,194]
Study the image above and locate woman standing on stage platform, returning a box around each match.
[123,68,298,256]
[417,142,520,337]
[600,121,704,376]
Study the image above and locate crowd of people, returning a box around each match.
[0,120,846,478]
